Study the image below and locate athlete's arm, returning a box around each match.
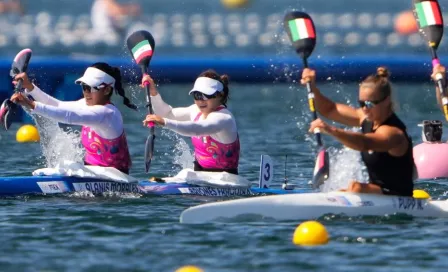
[151,93,192,121]
[302,68,361,126]
[312,84,362,126]
[32,102,113,128]
[164,111,235,138]
[26,84,84,107]
[329,125,408,155]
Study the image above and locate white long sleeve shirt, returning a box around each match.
[151,94,238,144]
[26,85,124,139]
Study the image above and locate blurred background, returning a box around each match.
[0,0,441,56]
[0,0,446,121]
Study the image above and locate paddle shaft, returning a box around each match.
[141,66,155,129]
[14,79,24,93]
[430,48,448,120]
[302,57,323,146]
[141,65,155,172]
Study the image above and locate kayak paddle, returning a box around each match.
[126,30,156,173]
[283,11,329,189]
[0,48,32,130]
[412,0,446,119]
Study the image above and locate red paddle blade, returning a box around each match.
[283,11,316,59]
[413,0,444,49]
[312,148,330,189]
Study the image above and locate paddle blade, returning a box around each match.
[413,0,444,49]
[10,48,32,77]
[283,11,316,59]
[126,30,156,69]
[0,99,9,129]
[144,134,155,173]
[0,99,17,130]
[312,148,329,189]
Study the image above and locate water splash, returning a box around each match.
[31,112,84,168]
[320,146,369,192]
[172,137,194,169]
[160,129,194,171]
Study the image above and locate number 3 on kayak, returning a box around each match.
[259,155,273,188]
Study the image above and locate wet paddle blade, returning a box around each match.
[10,48,32,92]
[412,0,444,49]
[312,148,330,189]
[144,134,155,173]
[10,48,32,77]
[0,99,9,128]
[126,30,156,69]
[0,100,17,130]
[283,11,316,59]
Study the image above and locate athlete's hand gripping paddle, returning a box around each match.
[412,0,446,119]
[283,11,329,189]
[126,30,156,173]
[0,48,32,130]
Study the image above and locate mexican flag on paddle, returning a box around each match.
[412,0,447,120]
[126,30,156,173]
[283,11,329,189]
[131,40,153,65]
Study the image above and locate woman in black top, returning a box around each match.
[303,67,414,196]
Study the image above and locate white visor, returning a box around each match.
[188,77,224,95]
[75,67,116,88]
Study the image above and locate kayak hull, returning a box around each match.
[0,176,310,197]
[180,192,448,223]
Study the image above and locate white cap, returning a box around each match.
[188,77,224,95]
[75,67,115,88]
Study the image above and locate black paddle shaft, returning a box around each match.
[141,65,154,115]
[431,48,447,92]
[302,57,323,146]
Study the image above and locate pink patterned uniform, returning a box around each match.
[28,85,132,173]
[150,94,240,173]
[82,126,131,173]
[191,107,240,170]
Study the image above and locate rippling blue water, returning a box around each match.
[0,82,447,271]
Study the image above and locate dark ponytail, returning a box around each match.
[91,62,137,110]
[198,69,230,107]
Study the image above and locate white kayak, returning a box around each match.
[180,192,448,224]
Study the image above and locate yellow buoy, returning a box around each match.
[16,124,40,143]
[175,265,204,272]
[293,220,329,246]
[220,0,250,9]
[413,189,430,199]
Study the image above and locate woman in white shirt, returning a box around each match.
[142,70,240,174]
[10,62,136,174]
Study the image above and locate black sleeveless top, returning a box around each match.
[361,114,414,196]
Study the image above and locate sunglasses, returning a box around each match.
[358,96,388,109]
[81,83,111,93]
[191,91,219,101]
